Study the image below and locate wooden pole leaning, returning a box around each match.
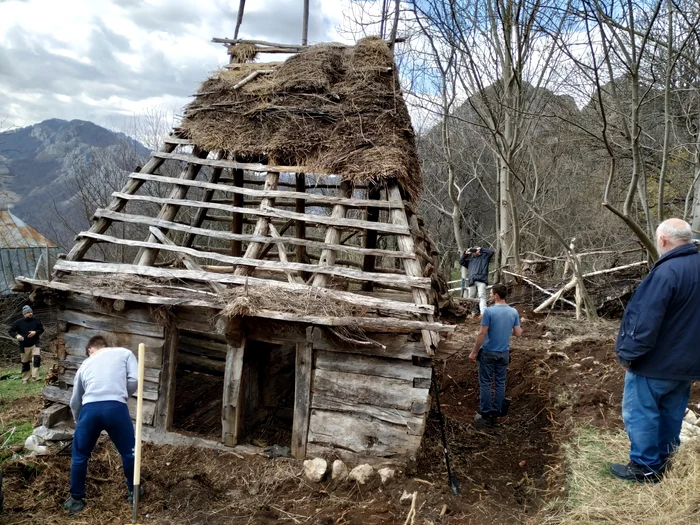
[132,343,146,524]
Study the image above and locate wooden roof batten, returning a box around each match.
[20,38,448,355]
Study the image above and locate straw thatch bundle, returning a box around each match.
[181,37,422,200]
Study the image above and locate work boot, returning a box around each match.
[488,415,499,427]
[474,413,489,430]
[609,461,660,483]
[127,486,146,505]
[63,496,86,514]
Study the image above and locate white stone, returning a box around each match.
[23,435,48,455]
[683,409,698,426]
[33,424,74,442]
[400,490,413,503]
[378,467,395,484]
[682,421,700,436]
[331,459,348,482]
[348,464,374,484]
[303,458,327,483]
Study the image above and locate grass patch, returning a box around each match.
[0,364,45,401]
[1,419,34,448]
[541,426,700,524]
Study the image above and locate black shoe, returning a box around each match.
[499,398,511,417]
[63,496,85,514]
[127,486,145,505]
[609,462,660,483]
[488,415,498,427]
[475,414,489,430]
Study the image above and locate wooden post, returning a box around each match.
[362,185,381,291]
[232,168,244,257]
[302,0,310,45]
[45,244,51,282]
[132,343,146,523]
[155,327,179,432]
[291,328,314,459]
[295,174,307,263]
[222,336,246,446]
[311,180,352,287]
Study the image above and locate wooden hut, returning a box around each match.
[17,37,453,463]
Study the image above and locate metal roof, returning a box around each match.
[0,210,60,294]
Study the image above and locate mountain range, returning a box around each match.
[0,119,148,248]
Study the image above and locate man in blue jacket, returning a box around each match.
[610,218,700,482]
[459,246,495,316]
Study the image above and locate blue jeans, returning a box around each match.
[70,401,135,500]
[478,350,509,416]
[622,371,692,472]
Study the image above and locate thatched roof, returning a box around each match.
[181,37,422,201]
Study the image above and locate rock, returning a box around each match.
[684,409,698,426]
[348,464,374,484]
[519,460,527,468]
[23,435,48,455]
[33,424,74,442]
[546,351,570,360]
[570,364,582,369]
[377,467,395,484]
[400,490,413,503]
[682,421,700,436]
[302,458,327,483]
[332,459,349,481]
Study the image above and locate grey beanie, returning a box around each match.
[22,305,32,314]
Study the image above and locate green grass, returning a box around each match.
[0,364,45,401]
[0,420,34,448]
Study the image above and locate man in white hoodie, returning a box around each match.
[63,335,141,514]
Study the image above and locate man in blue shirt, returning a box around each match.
[469,283,522,429]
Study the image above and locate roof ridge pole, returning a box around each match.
[302,0,309,46]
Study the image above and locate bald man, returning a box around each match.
[610,218,700,482]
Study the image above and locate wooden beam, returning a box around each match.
[235,171,279,276]
[94,209,414,260]
[182,163,225,249]
[388,183,439,356]
[295,173,307,269]
[22,268,435,317]
[64,141,178,263]
[76,232,431,288]
[149,227,226,294]
[291,336,313,459]
[135,147,209,266]
[362,186,381,291]
[312,180,351,288]
[222,337,246,446]
[154,327,179,431]
[151,151,307,174]
[269,223,304,284]
[232,169,244,257]
[112,193,410,236]
[129,172,400,209]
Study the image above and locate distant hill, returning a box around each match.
[0,119,148,247]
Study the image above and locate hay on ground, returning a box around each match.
[181,37,422,201]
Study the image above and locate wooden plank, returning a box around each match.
[94,209,415,259]
[40,404,70,428]
[388,184,439,356]
[307,409,423,458]
[62,295,156,325]
[315,351,432,382]
[311,395,425,433]
[362,186,381,291]
[269,223,304,284]
[163,137,195,145]
[136,147,209,266]
[222,337,246,446]
[295,174,307,269]
[291,340,313,459]
[231,168,244,257]
[245,321,307,345]
[312,180,350,288]
[179,334,227,355]
[183,164,225,249]
[64,142,178,263]
[129,172,400,209]
[149,227,227,294]
[57,309,164,338]
[62,326,164,368]
[52,262,434,312]
[312,369,429,414]
[155,327,179,431]
[173,306,221,336]
[43,385,156,425]
[111,193,411,236]
[151,151,308,174]
[310,328,425,360]
[73,234,431,289]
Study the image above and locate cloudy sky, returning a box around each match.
[0,0,369,131]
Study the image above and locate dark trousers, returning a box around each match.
[70,401,135,500]
[478,349,509,417]
[622,371,692,472]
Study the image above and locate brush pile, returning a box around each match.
[181,37,422,201]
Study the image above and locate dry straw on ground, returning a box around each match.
[539,428,700,524]
[181,37,422,201]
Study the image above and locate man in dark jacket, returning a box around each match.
[610,218,700,482]
[459,246,495,316]
[8,305,45,383]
